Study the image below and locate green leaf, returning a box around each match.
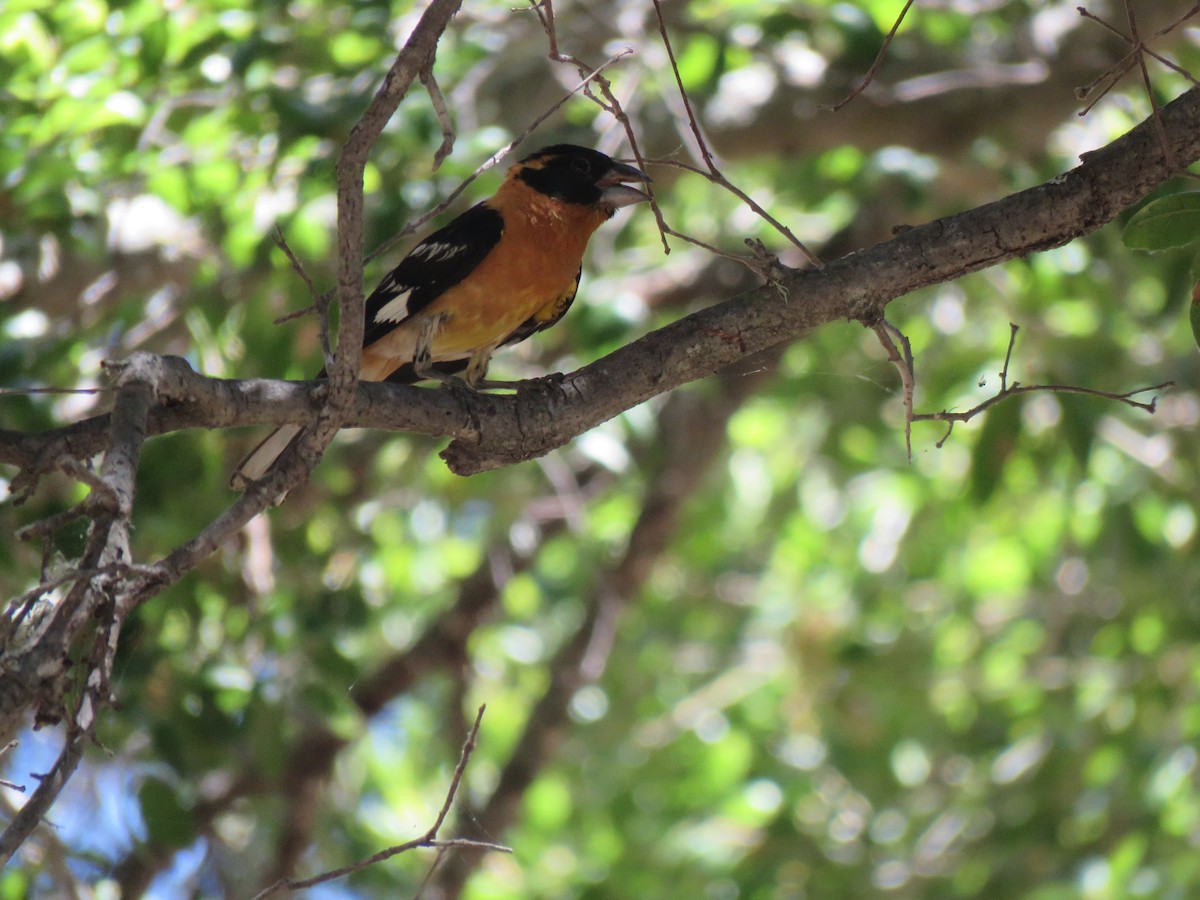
[1123,193,1200,251]
[139,16,169,74]
[138,777,195,849]
[968,395,1020,503]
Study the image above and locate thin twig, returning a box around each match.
[871,319,915,460]
[427,703,485,837]
[1075,2,1200,132]
[1076,52,1140,115]
[649,0,717,173]
[649,157,820,267]
[922,378,1172,447]
[16,504,89,545]
[270,227,321,304]
[911,324,1171,447]
[1076,9,1200,90]
[531,0,667,252]
[421,70,456,170]
[250,705,507,900]
[824,0,917,112]
[644,2,821,267]
[0,742,22,793]
[59,458,114,498]
[997,321,1018,392]
[269,227,332,355]
[0,727,88,866]
[1124,0,1174,168]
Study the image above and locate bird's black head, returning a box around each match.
[514,144,651,213]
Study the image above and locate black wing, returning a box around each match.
[498,265,582,349]
[361,202,505,349]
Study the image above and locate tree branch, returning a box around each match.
[265,0,464,503]
[0,0,466,865]
[0,353,156,864]
[6,82,1197,489]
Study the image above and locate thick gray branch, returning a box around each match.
[440,82,1200,471]
[0,355,155,865]
[4,85,1198,483]
[0,2,467,864]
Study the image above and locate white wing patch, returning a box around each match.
[375,287,414,323]
[410,241,466,262]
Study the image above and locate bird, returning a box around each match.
[231,144,651,488]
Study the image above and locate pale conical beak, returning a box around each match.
[598,161,652,211]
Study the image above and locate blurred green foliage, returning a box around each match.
[3,0,1200,898]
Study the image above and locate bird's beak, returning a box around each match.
[598,161,652,210]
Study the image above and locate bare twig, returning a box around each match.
[650,156,820,268]
[271,303,321,325]
[15,504,90,545]
[1124,1,1174,167]
[0,741,22,793]
[871,319,915,460]
[532,0,667,250]
[250,705,507,900]
[269,227,331,338]
[270,226,321,306]
[922,378,1171,447]
[647,2,821,267]
[1076,1,1200,136]
[421,69,456,169]
[109,525,546,891]
[0,729,88,866]
[824,0,917,112]
[537,0,819,267]
[649,0,717,172]
[997,321,1019,392]
[911,324,1171,447]
[1077,7,1200,89]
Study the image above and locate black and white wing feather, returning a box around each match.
[361,202,505,348]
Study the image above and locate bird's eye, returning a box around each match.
[570,157,591,175]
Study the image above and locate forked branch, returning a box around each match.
[251,705,508,899]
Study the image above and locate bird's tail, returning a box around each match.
[228,356,460,489]
[230,424,303,490]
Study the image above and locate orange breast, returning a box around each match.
[365,180,608,367]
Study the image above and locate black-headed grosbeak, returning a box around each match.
[232,144,651,486]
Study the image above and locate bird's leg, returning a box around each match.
[410,312,450,382]
[462,348,494,389]
[410,312,478,392]
[408,314,491,399]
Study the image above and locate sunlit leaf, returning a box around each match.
[1124,193,1200,252]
